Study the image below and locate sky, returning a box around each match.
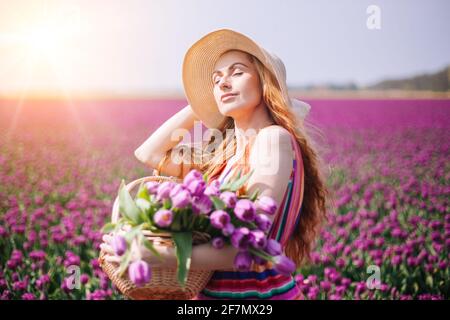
[0,0,449,96]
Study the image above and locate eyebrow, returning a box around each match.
[212,62,248,77]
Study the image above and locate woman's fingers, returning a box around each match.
[102,234,113,244]
[100,243,114,255]
[104,255,121,264]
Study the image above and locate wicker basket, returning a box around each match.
[98,175,214,300]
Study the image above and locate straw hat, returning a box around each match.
[182,28,311,129]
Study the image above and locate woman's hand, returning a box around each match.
[134,104,200,170]
[100,232,178,269]
[141,242,178,269]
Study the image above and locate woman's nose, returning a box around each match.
[219,77,231,90]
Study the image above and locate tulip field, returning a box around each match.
[0,98,448,300]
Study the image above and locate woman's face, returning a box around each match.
[212,50,263,119]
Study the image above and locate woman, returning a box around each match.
[102,29,330,299]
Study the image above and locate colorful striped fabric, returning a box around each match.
[193,131,305,300]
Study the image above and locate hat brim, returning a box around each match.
[182,29,279,129]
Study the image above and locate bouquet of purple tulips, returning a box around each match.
[101,168,296,288]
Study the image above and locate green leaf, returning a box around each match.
[118,180,143,224]
[117,250,132,277]
[248,247,273,261]
[240,168,254,185]
[171,212,182,232]
[426,275,433,288]
[136,198,151,211]
[172,232,193,287]
[236,168,242,179]
[135,198,151,223]
[188,215,196,230]
[219,181,232,192]
[124,225,143,243]
[163,198,172,209]
[148,225,161,233]
[202,172,209,182]
[249,188,260,202]
[136,181,150,201]
[228,169,255,192]
[114,218,127,233]
[101,222,116,234]
[211,196,225,210]
[142,237,162,259]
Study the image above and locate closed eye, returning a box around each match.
[214,72,244,85]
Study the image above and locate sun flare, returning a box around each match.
[0,2,82,94]
[24,24,62,57]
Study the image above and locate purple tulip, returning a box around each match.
[154,209,173,227]
[251,230,267,249]
[205,179,221,197]
[320,280,332,292]
[231,227,255,250]
[212,237,225,249]
[171,189,191,209]
[111,235,127,256]
[273,255,296,275]
[336,257,346,268]
[156,181,175,201]
[234,199,256,222]
[183,169,204,186]
[222,223,235,237]
[192,194,213,215]
[438,261,447,270]
[220,191,238,208]
[255,214,272,232]
[352,257,364,268]
[341,278,351,288]
[128,260,151,287]
[22,293,35,300]
[209,210,230,229]
[36,275,50,290]
[265,239,282,256]
[234,251,253,271]
[80,274,89,285]
[169,184,185,197]
[29,250,46,261]
[256,196,278,215]
[145,181,159,194]
[307,286,319,300]
[0,226,7,238]
[186,179,206,197]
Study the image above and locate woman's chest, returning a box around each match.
[217,156,246,184]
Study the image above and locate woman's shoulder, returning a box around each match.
[244,125,295,217]
[255,125,293,148]
[248,125,294,171]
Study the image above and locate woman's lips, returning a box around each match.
[221,94,238,102]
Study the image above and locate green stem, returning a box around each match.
[248,247,274,262]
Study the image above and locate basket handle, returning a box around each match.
[111,175,181,224]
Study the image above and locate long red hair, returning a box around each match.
[184,50,333,267]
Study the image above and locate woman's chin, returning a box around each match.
[219,104,247,118]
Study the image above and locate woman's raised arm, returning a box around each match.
[134,104,199,178]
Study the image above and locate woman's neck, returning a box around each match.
[233,101,275,157]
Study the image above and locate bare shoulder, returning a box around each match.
[255,125,292,147]
[246,125,294,208]
[248,125,294,173]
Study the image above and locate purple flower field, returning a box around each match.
[0,98,449,300]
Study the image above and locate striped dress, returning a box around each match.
[194,131,305,300]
